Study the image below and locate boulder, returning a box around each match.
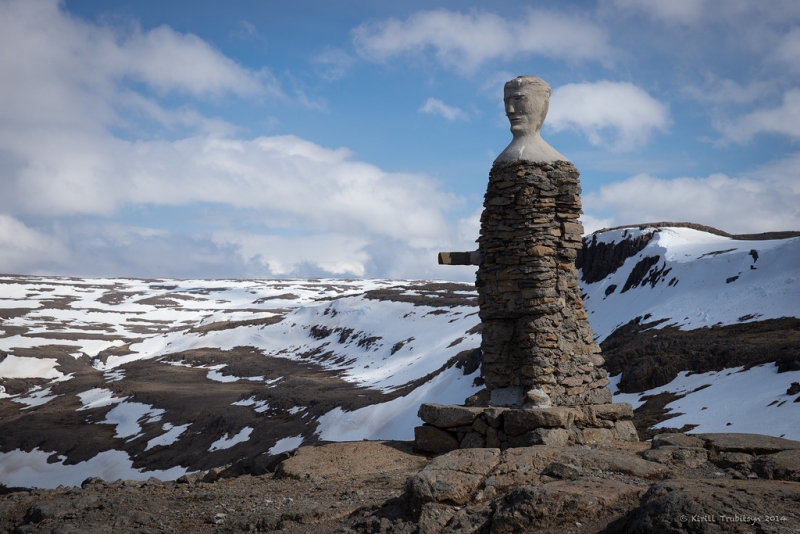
[483,446,561,491]
[503,407,574,436]
[418,404,484,428]
[625,479,800,533]
[752,449,800,481]
[593,402,633,421]
[490,480,642,533]
[507,428,569,448]
[408,448,501,505]
[612,420,640,442]
[414,425,459,453]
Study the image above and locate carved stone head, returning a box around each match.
[494,76,569,165]
[504,76,550,137]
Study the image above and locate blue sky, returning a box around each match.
[1,0,799,280]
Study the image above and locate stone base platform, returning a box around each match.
[413,402,638,453]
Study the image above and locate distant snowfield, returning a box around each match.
[1,226,799,487]
[583,227,800,342]
[610,364,800,441]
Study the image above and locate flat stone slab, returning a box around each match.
[593,402,633,421]
[652,433,705,449]
[642,446,708,468]
[275,441,426,480]
[507,427,569,448]
[489,387,524,407]
[693,433,800,455]
[556,448,667,480]
[418,404,484,428]
[503,407,575,436]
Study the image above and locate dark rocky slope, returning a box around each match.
[2,433,799,533]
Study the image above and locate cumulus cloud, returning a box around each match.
[771,27,800,70]
[547,81,671,151]
[0,0,476,280]
[583,157,800,234]
[612,0,800,28]
[0,216,67,274]
[715,89,800,144]
[312,47,357,81]
[611,0,706,25]
[418,98,468,121]
[352,9,614,73]
[683,76,765,105]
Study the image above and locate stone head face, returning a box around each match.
[504,76,550,137]
[494,75,568,165]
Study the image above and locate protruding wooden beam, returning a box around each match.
[438,251,481,266]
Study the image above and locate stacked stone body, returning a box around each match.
[477,160,611,407]
[414,75,637,452]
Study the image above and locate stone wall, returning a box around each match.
[414,402,638,453]
[476,160,611,406]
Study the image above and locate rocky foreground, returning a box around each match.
[2,433,799,533]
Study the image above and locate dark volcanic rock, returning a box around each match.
[491,480,642,533]
[623,479,800,533]
[577,231,655,284]
[602,317,800,393]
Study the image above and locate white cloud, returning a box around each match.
[0,216,67,274]
[715,89,800,143]
[612,0,800,28]
[683,76,765,105]
[611,0,706,25]
[547,81,671,151]
[212,231,371,277]
[0,0,276,118]
[583,158,800,234]
[772,27,800,70]
[0,0,476,281]
[418,98,468,121]
[313,47,356,81]
[352,9,614,73]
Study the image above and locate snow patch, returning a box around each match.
[269,435,303,455]
[209,427,253,451]
[0,448,188,489]
[0,355,64,379]
[317,364,482,441]
[145,423,191,451]
[103,402,165,438]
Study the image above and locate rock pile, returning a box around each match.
[476,160,609,406]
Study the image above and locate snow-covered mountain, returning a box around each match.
[578,225,800,441]
[1,224,798,488]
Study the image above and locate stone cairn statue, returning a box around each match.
[416,76,638,452]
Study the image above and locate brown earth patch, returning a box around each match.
[365,283,476,308]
